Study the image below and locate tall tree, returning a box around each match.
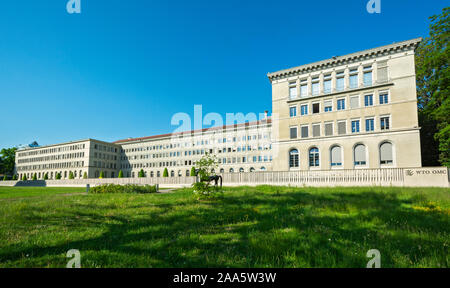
[0,147,18,176]
[416,7,450,167]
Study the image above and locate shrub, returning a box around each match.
[2,175,6,181]
[69,171,75,179]
[43,173,48,180]
[99,171,104,179]
[138,169,145,178]
[12,175,17,180]
[32,173,37,181]
[191,154,221,199]
[22,174,27,181]
[83,172,87,179]
[118,170,123,178]
[89,184,157,194]
[56,173,61,180]
[163,168,168,177]
[190,166,197,177]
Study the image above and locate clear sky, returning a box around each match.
[0,0,447,149]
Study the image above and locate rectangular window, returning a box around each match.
[301,126,309,138]
[338,121,346,135]
[312,103,320,114]
[336,71,345,91]
[289,82,297,99]
[312,124,321,137]
[364,94,373,106]
[351,120,360,133]
[379,92,389,104]
[312,77,319,96]
[300,79,308,97]
[337,98,345,110]
[380,116,390,130]
[365,118,375,132]
[301,104,308,115]
[290,127,298,139]
[377,61,388,83]
[350,96,359,109]
[349,68,358,88]
[289,106,297,117]
[325,122,333,136]
[324,100,332,112]
[323,74,332,94]
[363,66,372,86]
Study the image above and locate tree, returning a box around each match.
[69,171,75,179]
[12,174,17,181]
[416,7,450,166]
[190,166,197,177]
[32,173,37,181]
[163,168,169,177]
[44,173,48,180]
[2,175,6,181]
[0,147,17,176]
[138,169,145,178]
[56,173,61,180]
[99,171,105,179]
[118,170,124,178]
[192,154,220,199]
[83,172,88,179]
[22,174,27,181]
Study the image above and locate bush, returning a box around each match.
[138,169,145,178]
[118,170,123,178]
[163,168,168,177]
[43,173,48,180]
[32,173,37,181]
[89,184,157,194]
[190,166,196,177]
[69,171,74,179]
[99,171,104,179]
[83,172,87,179]
[12,175,17,180]
[2,175,6,181]
[22,175,27,181]
[56,173,61,180]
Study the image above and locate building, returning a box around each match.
[14,38,423,179]
[269,38,422,171]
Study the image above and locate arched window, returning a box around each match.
[289,149,299,168]
[211,169,215,174]
[219,168,224,173]
[309,147,319,167]
[178,170,182,177]
[170,170,174,177]
[330,146,342,167]
[150,171,154,177]
[229,168,234,173]
[157,171,161,177]
[186,170,190,176]
[250,167,255,172]
[380,142,393,165]
[260,167,266,171]
[354,144,367,166]
[239,168,244,173]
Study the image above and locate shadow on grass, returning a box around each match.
[0,188,448,267]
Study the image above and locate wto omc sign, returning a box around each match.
[405,169,448,177]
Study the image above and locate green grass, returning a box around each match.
[0,186,85,199]
[0,185,448,268]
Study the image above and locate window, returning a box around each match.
[325,122,333,136]
[300,79,308,97]
[301,126,309,138]
[312,103,320,114]
[309,147,319,167]
[364,94,373,106]
[229,168,234,173]
[337,98,346,110]
[349,68,358,88]
[380,142,393,165]
[363,66,372,86]
[330,146,342,167]
[380,116,390,130]
[324,74,332,93]
[312,77,319,96]
[354,144,367,166]
[336,71,345,91]
[377,61,388,83]
[249,167,255,172]
[351,120,360,133]
[350,96,359,109]
[289,82,297,99]
[289,149,299,168]
[239,168,244,173]
[379,92,389,104]
[324,100,332,112]
[337,121,346,135]
[290,127,298,139]
[301,104,308,115]
[365,118,375,132]
[289,106,297,117]
[312,124,321,137]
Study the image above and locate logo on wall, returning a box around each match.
[405,170,414,176]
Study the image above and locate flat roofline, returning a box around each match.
[17,138,120,152]
[113,118,272,144]
[267,38,422,81]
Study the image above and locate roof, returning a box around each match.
[113,118,272,144]
[267,38,422,81]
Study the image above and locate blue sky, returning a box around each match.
[0,0,447,149]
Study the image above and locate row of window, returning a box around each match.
[289,90,389,117]
[18,170,86,180]
[17,144,86,158]
[289,116,390,139]
[129,167,268,178]
[17,152,86,164]
[94,143,118,153]
[16,161,85,171]
[288,141,394,169]
[288,62,389,99]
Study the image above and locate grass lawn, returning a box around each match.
[0,185,448,268]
